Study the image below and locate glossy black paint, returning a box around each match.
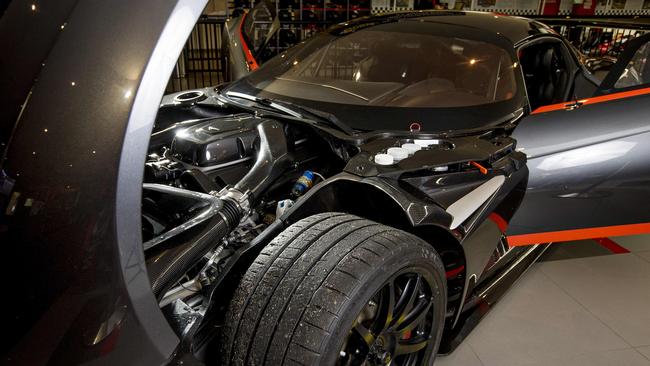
[328,11,555,45]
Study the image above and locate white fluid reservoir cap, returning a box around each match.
[387,147,408,162]
[401,143,421,156]
[414,139,437,147]
[374,153,394,165]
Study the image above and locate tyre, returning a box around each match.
[217,213,447,366]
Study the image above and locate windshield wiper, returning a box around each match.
[222,91,355,135]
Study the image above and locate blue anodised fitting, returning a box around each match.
[291,170,315,197]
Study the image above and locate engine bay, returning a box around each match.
[142,90,351,346]
[143,113,329,244]
[141,87,524,350]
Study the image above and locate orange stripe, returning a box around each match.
[531,86,650,115]
[239,12,259,71]
[507,222,650,246]
[470,161,488,175]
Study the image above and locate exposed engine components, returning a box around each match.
[141,112,344,343]
[217,186,252,224]
[171,115,259,169]
[358,134,517,180]
[374,153,394,165]
[401,143,421,155]
[414,139,437,146]
[275,199,294,217]
[140,92,524,355]
[291,170,314,197]
[145,119,291,301]
[144,154,183,182]
[141,184,225,251]
[387,147,408,162]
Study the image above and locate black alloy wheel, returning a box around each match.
[337,270,437,366]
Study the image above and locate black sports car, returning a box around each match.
[2,2,650,366]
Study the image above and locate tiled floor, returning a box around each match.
[436,235,650,366]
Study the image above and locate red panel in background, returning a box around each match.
[541,0,560,15]
[572,0,596,16]
[239,12,260,71]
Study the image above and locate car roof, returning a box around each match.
[332,10,555,46]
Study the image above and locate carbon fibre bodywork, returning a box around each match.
[2,3,650,366]
[275,130,535,353]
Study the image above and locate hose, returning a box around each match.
[234,119,291,202]
[149,199,240,299]
[147,119,290,299]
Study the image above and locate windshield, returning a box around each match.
[226,17,525,132]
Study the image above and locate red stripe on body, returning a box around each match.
[594,237,630,254]
[489,212,509,233]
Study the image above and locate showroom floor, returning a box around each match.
[436,234,650,366]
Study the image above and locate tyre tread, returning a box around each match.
[218,213,445,366]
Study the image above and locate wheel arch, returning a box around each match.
[282,178,466,289]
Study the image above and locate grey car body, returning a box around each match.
[2,1,650,365]
[0,0,206,364]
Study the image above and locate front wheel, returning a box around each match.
[217,213,447,366]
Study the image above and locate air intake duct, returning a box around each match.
[147,119,290,299]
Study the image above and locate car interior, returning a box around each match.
[273,32,519,108]
[518,40,573,110]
